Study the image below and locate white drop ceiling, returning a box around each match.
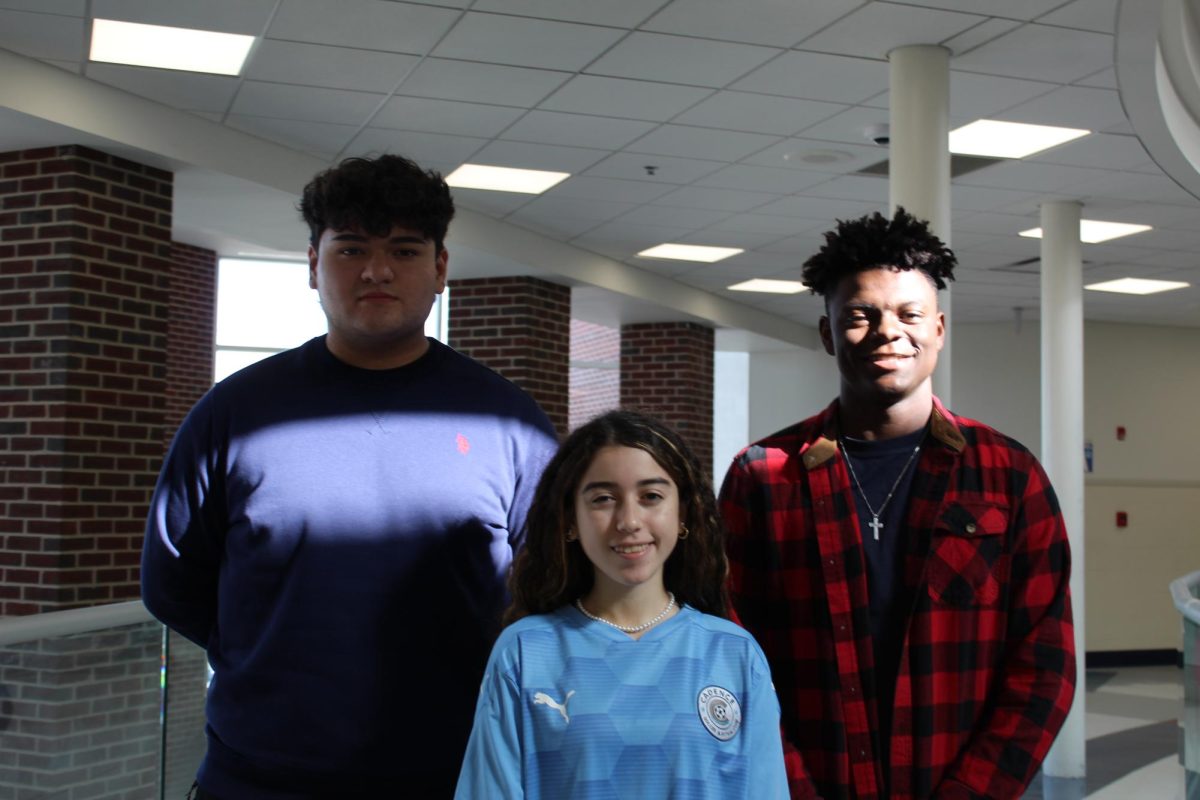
[1,0,1198,338]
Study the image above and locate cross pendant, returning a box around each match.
[868,516,883,540]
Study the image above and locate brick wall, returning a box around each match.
[447,276,570,438]
[569,319,619,431]
[0,145,174,614]
[620,322,715,474]
[165,243,216,443]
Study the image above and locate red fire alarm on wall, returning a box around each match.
[1116,511,1128,527]
[1116,426,1126,441]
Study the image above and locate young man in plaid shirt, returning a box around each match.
[718,209,1075,799]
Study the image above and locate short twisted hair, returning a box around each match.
[299,154,455,250]
[801,207,956,297]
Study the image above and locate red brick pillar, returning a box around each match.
[447,276,569,438]
[0,145,173,614]
[166,242,216,440]
[620,322,715,474]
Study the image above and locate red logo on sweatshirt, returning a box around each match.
[456,433,470,455]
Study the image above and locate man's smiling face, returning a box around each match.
[819,266,945,408]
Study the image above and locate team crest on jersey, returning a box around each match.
[697,685,741,741]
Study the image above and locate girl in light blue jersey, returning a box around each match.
[455,410,787,799]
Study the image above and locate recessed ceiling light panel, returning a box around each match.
[949,120,1090,159]
[1085,278,1189,295]
[89,19,255,75]
[445,164,569,194]
[1019,220,1152,244]
[728,279,805,294]
[637,244,744,263]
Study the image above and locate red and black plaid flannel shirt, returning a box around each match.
[719,397,1075,800]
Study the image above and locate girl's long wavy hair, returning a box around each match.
[504,410,730,625]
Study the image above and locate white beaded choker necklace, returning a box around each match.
[575,592,676,633]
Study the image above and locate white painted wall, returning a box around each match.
[952,320,1200,653]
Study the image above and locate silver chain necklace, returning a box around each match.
[839,440,921,541]
[575,592,676,634]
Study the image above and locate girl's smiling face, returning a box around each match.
[574,445,681,596]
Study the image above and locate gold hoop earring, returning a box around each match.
[678,523,689,540]
[565,527,578,542]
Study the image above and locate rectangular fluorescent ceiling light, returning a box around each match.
[89,19,255,75]
[637,244,743,263]
[949,120,1089,158]
[445,164,568,194]
[728,279,805,294]
[1085,278,1190,295]
[1019,220,1152,243]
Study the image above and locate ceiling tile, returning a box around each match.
[949,184,1040,212]
[470,0,663,27]
[942,18,1023,56]
[751,194,883,222]
[954,160,1111,192]
[231,82,384,124]
[802,174,888,202]
[951,23,1113,83]
[883,0,1065,19]
[268,0,460,53]
[1037,0,1120,33]
[247,40,420,93]
[541,176,675,204]
[997,85,1126,131]
[0,9,83,61]
[802,2,986,60]
[432,12,625,71]
[741,139,889,174]
[710,213,826,237]
[732,51,888,103]
[642,0,863,48]
[499,111,656,150]
[586,32,780,88]
[0,1,83,13]
[506,213,605,240]
[614,204,731,229]
[346,128,487,167]
[694,163,832,194]
[94,0,275,34]
[373,96,524,137]
[401,58,570,107]
[789,105,890,145]
[86,64,239,113]
[1071,172,1200,204]
[539,75,713,121]
[1027,133,1153,171]
[671,92,846,136]
[625,125,780,161]
[225,115,360,158]
[450,188,535,219]
[652,186,780,212]
[1075,67,1117,89]
[468,140,609,172]
[948,71,1057,119]
[511,194,637,222]
[677,226,786,249]
[582,152,726,184]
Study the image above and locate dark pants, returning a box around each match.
[187,771,458,799]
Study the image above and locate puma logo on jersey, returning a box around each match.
[533,690,575,723]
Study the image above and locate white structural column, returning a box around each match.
[889,45,953,406]
[1039,201,1087,790]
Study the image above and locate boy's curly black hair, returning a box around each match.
[299,154,455,250]
[800,207,956,298]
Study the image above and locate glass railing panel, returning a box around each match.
[0,618,162,799]
[1171,570,1200,799]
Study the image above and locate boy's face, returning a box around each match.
[819,266,944,408]
[308,224,447,369]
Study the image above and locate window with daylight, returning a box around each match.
[214,258,447,382]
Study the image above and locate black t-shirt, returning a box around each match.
[840,424,927,778]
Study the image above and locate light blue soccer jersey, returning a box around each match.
[454,605,788,799]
